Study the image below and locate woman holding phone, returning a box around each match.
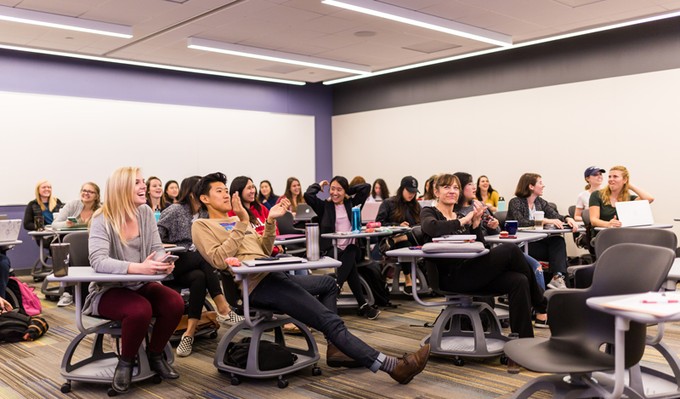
[86,167,184,394]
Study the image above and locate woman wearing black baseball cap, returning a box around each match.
[375,176,421,294]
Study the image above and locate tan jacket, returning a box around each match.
[191,216,276,294]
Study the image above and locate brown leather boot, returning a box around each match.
[388,344,431,384]
[326,342,362,368]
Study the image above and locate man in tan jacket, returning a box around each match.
[191,172,429,384]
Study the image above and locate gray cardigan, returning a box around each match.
[84,205,164,316]
[51,199,84,229]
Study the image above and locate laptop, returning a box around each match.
[0,219,22,242]
[615,200,654,227]
[361,202,381,223]
[295,204,317,221]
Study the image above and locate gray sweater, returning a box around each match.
[51,200,85,229]
[84,205,164,316]
[157,203,207,250]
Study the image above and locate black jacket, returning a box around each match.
[23,199,64,231]
[375,196,421,227]
[304,182,370,253]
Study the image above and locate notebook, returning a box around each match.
[295,204,317,221]
[361,202,381,223]
[0,219,21,243]
[615,200,654,227]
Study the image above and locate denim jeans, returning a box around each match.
[250,272,380,368]
[523,253,545,290]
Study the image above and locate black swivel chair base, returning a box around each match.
[59,320,174,396]
[214,315,321,389]
[422,297,508,366]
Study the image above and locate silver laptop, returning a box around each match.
[615,200,654,227]
[295,204,317,221]
[361,202,381,223]
[0,219,21,242]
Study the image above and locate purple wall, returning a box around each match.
[0,49,333,269]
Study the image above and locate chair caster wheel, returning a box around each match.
[209,331,218,339]
[152,374,162,384]
[453,357,465,366]
[33,276,44,282]
[60,383,71,393]
[230,375,241,385]
[107,387,118,397]
[500,355,509,365]
[277,377,289,389]
[312,366,322,376]
[47,295,59,302]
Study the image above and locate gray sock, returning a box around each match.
[378,355,398,373]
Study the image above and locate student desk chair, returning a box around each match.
[47,268,173,396]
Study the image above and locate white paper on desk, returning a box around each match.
[432,235,476,242]
[601,292,680,318]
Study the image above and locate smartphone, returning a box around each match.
[67,217,78,223]
[163,255,179,263]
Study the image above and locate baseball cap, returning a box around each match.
[401,176,419,193]
[584,166,606,178]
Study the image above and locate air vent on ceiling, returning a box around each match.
[403,41,461,54]
[552,0,604,7]
[256,64,307,74]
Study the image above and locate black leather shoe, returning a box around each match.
[112,358,134,393]
[148,353,179,379]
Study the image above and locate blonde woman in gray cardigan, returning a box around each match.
[86,167,184,394]
[51,182,101,229]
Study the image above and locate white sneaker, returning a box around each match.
[57,292,73,307]
[547,274,567,290]
[176,334,194,357]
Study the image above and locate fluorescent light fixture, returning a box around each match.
[322,0,512,47]
[0,5,132,39]
[188,37,371,75]
[0,44,306,86]
[324,9,680,85]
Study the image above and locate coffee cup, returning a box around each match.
[534,211,545,230]
[34,216,45,231]
[51,242,70,277]
[504,220,518,235]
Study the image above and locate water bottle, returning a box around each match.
[497,196,506,212]
[305,223,320,261]
[154,208,161,222]
[351,206,361,233]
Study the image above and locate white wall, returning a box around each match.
[1,91,315,205]
[333,67,680,252]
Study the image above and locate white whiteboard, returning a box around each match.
[0,91,315,205]
[332,67,680,246]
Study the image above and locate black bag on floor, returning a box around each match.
[225,337,297,370]
[358,261,391,307]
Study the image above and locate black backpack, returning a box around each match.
[0,310,31,342]
[358,261,391,307]
[224,337,297,371]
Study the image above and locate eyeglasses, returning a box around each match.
[81,189,96,195]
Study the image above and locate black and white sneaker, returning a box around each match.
[547,273,567,290]
[176,334,194,357]
[358,303,381,320]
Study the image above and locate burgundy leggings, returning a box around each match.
[98,283,184,360]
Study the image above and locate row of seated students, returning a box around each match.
[14,164,654,394]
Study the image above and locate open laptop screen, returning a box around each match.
[615,200,654,227]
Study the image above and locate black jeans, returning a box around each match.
[528,235,568,275]
[434,243,546,338]
[171,251,224,319]
[337,244,367,306]
[250,272,380,368]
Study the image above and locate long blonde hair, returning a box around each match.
[599,165,631,206]
[34,180,58,212]
[95,167,141,244]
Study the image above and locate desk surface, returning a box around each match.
[274,236,307,246]
[594,223,673,231]
[46,267,169,283]
[322,230,394,239]
[0,240,22,249]
[28,228,87,237]
[587,294,680,324]
[386,247,489,259]
[519,227,583,234]
[230,256,339,275]
[485,231,547,245]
